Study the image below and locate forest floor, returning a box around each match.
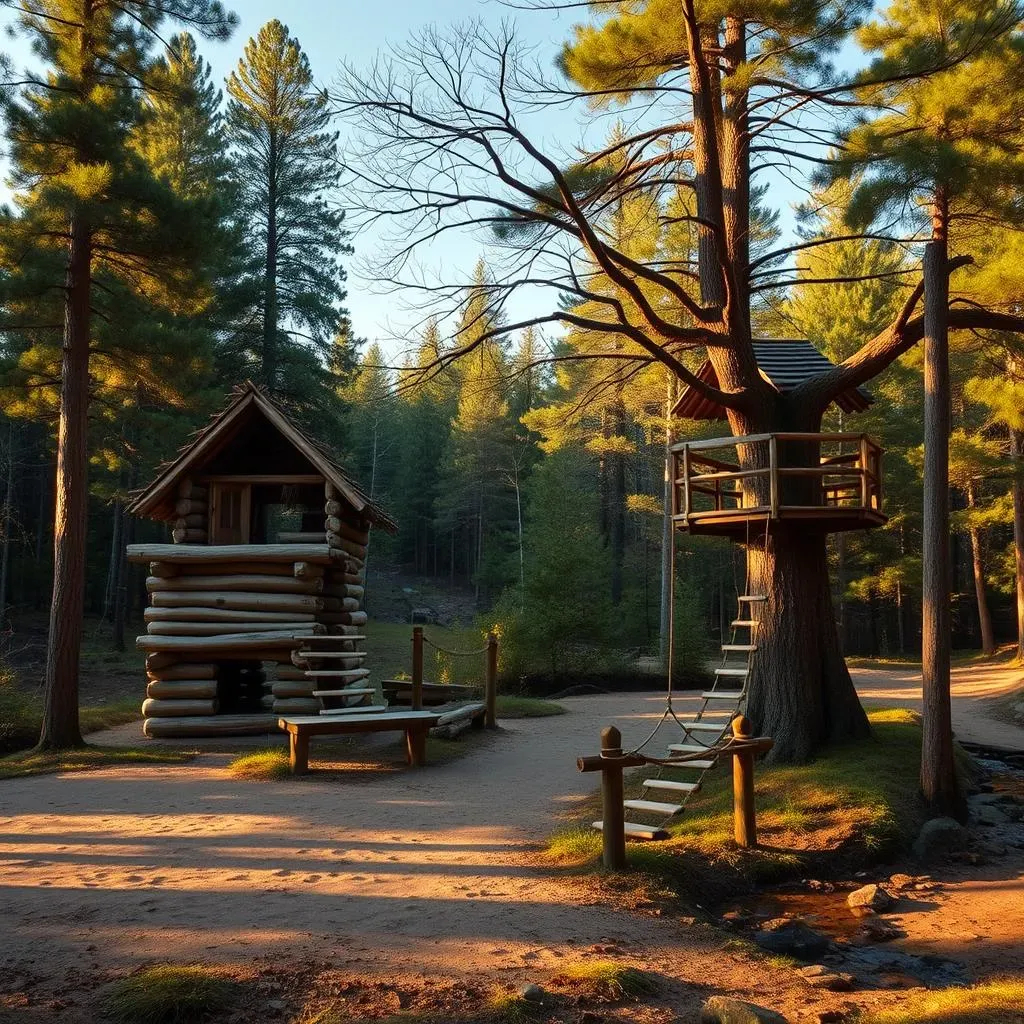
[1,679,1023,1024]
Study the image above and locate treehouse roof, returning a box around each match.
[672,339,872,420]
[128,380,398,532]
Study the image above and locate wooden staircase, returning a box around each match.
[593,594,765,841]
[293,634,387,715]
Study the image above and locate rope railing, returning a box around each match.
[411,625,498,727]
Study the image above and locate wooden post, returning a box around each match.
[411,626,424,711]
[859,435,870,510]
[600,725,627,870]
[289,729,310,775]
[768,435,779,517]
[406,726,427,766]
[485,631,498,728]
[732,715,757,848]
[681,445,691,521]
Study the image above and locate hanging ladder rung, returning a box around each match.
[644,778,703,793]
[721,644,757,653]
[737,595,767,603]
[715,667,749,677]
[668,742,718,755]
[623,798,684,815]
[592,820,670,841]
[731,620,759,628]
[685,720,734,732]
[702,691,743,701]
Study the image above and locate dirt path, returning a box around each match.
[852,659,1024,749]
[1,683,1022,1022]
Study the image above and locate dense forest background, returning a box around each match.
[1,10,1022,685]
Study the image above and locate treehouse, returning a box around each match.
[671,340,886,538]
[125,381,397,738]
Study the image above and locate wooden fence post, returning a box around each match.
[732,715,757,848]
[485,632,498,728]
[411,626,424,711]
[600,725,627,870]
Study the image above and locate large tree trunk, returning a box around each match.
[38,211,91,750]
[0,418,14,624]
[1011,428,1024,663]
[262,133,279,388]
[659,375,675,668]
[745,529,870,762]
[966,481,995,656]
[920,229,965,819]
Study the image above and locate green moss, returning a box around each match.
[227,748,291,780]
[0,745,193,780]
[495,696,566,718]
[862,980,1024,1023]
[554,960,655,999]
[103,965,237,1024]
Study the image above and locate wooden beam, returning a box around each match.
[127,543,334,565]
[196,474,323,484]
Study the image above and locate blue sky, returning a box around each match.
[0,1,827,361]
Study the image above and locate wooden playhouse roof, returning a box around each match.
[672,339,872,420]
[127,381,398,532]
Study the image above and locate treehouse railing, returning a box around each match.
[671,433,884,530]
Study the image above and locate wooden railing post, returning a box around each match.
[681,445,691,520]
[485,631,498,728]
[411,626,424,711]
[768,435,779,517]
[600,725,627,870]
[859,435,870,510]
[731,715,757,849]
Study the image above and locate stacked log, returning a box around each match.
[129,482,375,736]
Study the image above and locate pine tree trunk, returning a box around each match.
[610,397,626,606]
[745,529,870,761]
[920,228,965,818]
[659,377,674,668]
[966,481,995,656]
[103,497,123,623]
[0,419,15,624]
[1012,429,1024,663]
[39,211,90,750]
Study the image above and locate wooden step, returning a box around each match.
[737,595,767,603]
[721,644,757,653]
[684,720,733,733]
[319,704,388,716]
[623,798,684,815]
[304,668,371,679]
[311,687,377,697]
[298,650,367,658]
[299,630,368,638]
[592,820,670,841]
[702,690,743,701]
[715,667,749,677]
[643,778,702,794]
[731,620,759,628]
[668,742,717,755]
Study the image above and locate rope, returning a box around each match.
[421,635,490,658]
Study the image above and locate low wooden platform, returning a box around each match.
[382,680,476,706]
[277,710,441,774]
[143,713,279,738]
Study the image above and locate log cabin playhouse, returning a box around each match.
[125,381,397,738]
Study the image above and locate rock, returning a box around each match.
[797,966,855,992]
[853,919,904,944]
[974,804,1011,826]
[887,873,915,890]
[699,995,787,1024]
[755,918,830,960]
[847,884,894,913]
[912,817,968,861]
[579,1013,605,1024]
[267,1000,286,1012]
[816,1013,845,1023]
[519,984,545,1003]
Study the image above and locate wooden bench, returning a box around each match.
[278,710,441,774]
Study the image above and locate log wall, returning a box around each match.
[134,480,373,736]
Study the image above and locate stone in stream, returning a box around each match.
[912,817,968,861]
[699,995,787,1024]
[847,884,894,914]
[852,918,904,944]
[796,965,856,991]
[754,918,830,959]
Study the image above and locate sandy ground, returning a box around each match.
[1,678,1022,1021]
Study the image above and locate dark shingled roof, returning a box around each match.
[672,339,872,420]
[127,381,398,532]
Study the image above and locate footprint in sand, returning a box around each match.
[302,875,321,884]
[226,873,250,882]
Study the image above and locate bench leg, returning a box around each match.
[290,731,310,775]
[406,727,427,767]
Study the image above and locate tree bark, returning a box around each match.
[966,481,995,656]
[1012,428,1024,663]
[39,210,91,750]
[659,374,675,668]
[263,131,279,388]
[745,529,870,762]
[0,418,14,624]
[920,229,965,819]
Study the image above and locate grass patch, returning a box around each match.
[487,991,535,1024]
[103,964,238,1024]
[495,695,566,718]
[228,748,291,780]
[0,744,193,780]
[547,709,930,894]
[551,960,655,1001]
[862,980,1024,1023]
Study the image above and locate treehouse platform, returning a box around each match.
[671,432,886,538]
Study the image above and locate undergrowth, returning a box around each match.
[861,979,1024,1023]
[228,748,291,780]
[103,964,238,1024]
[0,745,193,779]
[495,695,566,718]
